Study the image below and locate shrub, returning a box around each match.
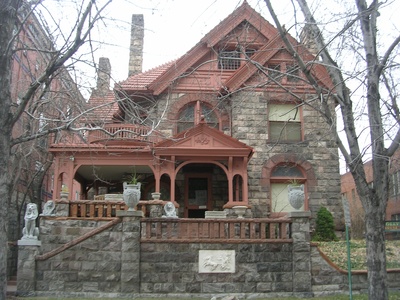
[312,206,338,242]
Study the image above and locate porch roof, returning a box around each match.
[154,120,254,159]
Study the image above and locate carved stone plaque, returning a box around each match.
[198,250,235,273]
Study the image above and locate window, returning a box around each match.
[270,164,306,214]
[218,50,241,70]
[268,64,281,81]
[268,103,301,142]
[287,65,300,82]
[390,171,400,198]
[177,101,219,133]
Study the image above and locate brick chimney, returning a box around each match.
[96,57,111,94]
[128,14,144,76]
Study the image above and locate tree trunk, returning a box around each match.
[365,200,388,299]
[0,1,19,298]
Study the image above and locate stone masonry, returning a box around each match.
[17,212,400,298]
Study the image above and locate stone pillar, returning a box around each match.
[16,241,41,296]
[116,210,143,293]
[288,211,312,294]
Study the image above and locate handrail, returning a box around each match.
[141,218,292,243]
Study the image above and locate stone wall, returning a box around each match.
[16,213,400,298]
[230,91,342,228]
[140,242,293,295]
[155,90,343,227]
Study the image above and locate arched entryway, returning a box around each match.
[175,163,228,218]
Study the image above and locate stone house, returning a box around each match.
[50,1,342,225]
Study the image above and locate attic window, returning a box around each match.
[218,50,241,70]
[287,65,300,82]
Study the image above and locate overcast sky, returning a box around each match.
[89,0,295,83]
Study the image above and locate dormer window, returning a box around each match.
[218,50,241,70]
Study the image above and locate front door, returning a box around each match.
[184,174,211,218]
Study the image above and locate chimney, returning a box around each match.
[128,14,144,76]
[299,24,319,57]
[96,57,111,93]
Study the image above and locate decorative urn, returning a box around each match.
[288,184,305,210]
[123,183,141,211]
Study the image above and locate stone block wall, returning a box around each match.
[230,91,342,228]
[140,242,293,295]
[17,213,400,297]
[34,218,124,295]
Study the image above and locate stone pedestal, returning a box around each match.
[17,241,41,296]
[117,211,142,293]
[288,211,312,294]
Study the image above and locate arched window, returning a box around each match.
[270,164,306,214]
[177,101,219,133]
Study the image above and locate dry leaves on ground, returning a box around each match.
[317,240,400,270]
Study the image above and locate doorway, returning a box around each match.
[184,174,211,218]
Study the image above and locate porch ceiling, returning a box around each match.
[76,165,152,183]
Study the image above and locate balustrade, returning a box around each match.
[140,218,292,243]
[69,200,126,218]
[88,124,162,143]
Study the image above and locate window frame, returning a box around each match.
[267,103,303,142]
[176,101,220,134]
[269,163,307,216]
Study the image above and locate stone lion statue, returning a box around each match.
[22,203,39,239]
[40,200,55,216]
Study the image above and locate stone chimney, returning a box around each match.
[96,57,111,93]
[128,14,144,76]
[299,24,319,57]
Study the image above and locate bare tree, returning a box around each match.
[0,0,113,298]
[264,0,400,299]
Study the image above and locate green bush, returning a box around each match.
[312,206,338,242]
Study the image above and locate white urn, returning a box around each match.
[232,205,248,219]
[123,183,141,211]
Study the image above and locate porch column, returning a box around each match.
[242,156,249,204]
[228,156,233,204]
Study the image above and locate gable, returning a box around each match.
[154,122,254,158]
[118,1,333,97]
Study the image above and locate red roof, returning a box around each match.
[117,60,176,92]
[86,89,119,123]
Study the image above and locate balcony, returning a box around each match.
[88,123,163,144]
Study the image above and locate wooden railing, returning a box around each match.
[140,218,292,243]
[69,200,126,218]
[88,124,162,144]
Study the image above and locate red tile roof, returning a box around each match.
[86,89,119,123]
[117,60,176,92]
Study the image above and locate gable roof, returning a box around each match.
[154,120,254,158]
[118,1,332,96]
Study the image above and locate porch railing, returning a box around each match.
[87,124,162,144]
[69,200,127,218]
[140,218,292,243]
